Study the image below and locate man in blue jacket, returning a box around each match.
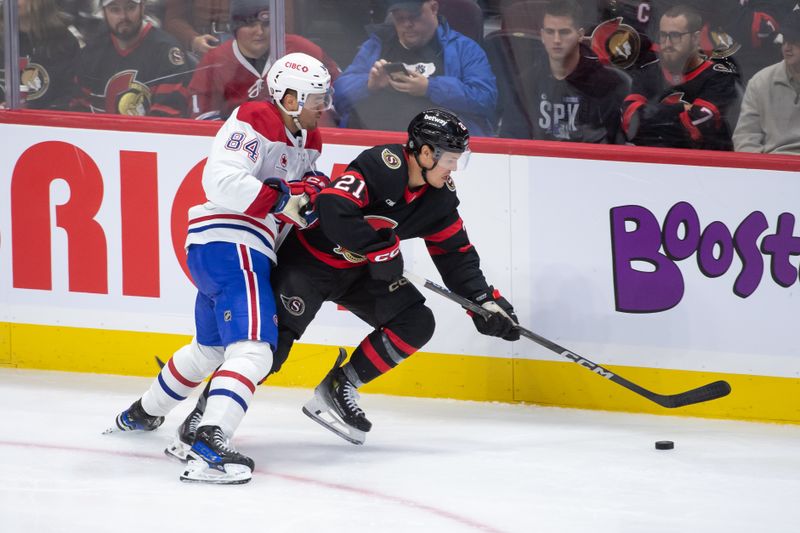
[333,0,497,137]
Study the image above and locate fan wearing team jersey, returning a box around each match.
[621,4,744,149]
[72,0,191,116]
[106,53,333,485]
[187,0,340,120]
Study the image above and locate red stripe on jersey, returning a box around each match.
[679,110,702,141]
[213,369,257,394]
[383,328,418,355]
[622,94,647,135]
[361,337,391,373]
[167,357,202,387]
[692,98,721,127]
[404,184,428,204]
[458,244,474,253]
[426,244,448,256]
[425,218,464,243]
[244,182,281,218]
[189,213,275,237]
[149,104,182,116]
[238,244,260,340]
[151,82,188,95]
[295,230,362,268]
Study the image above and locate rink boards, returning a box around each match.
[1,111,800,423]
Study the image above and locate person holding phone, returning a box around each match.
[334,0,497,136]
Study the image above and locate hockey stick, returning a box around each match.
[402,271,731,409]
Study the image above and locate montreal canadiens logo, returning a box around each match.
[280,295,305,316]
[381,149,402,169]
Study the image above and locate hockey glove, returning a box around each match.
[469,287,520,341]
[363,228,403,282]
[286,171,330,229]
[265,177,310,229]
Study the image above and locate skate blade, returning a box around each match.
[164,437,192,463]
[179,459,252,485]
[302,396,366,446]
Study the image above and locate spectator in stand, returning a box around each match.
[500,0,629,143]
[333,0,497,136]
[0,0,81,110]
[73,0,191,117]
[188,0,340,120]
[733,9,800,154]
[621,4,743,150]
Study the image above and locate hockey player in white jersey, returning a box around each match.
[105,52,333,485]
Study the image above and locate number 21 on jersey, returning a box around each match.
[333,174,367,202]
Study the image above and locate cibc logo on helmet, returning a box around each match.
[284,61,309,73]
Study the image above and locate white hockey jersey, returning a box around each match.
[186,101,322,263]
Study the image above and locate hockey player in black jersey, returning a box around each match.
[286,108,520,444]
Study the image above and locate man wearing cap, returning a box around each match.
[73,0,191,116]
[334,0,497,136]
[733,9,800,154]
[187,0,340,120]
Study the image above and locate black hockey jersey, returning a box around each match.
[621,58,743,150]
[73,23,190,117]
[300,144,490,299]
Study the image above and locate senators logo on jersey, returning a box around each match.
[333,215,398,263]
[97,70,152,115]
[20,61,50,102]
[588,17,641,69]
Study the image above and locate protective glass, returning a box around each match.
[436,148,471,171]
[303,89,334,112]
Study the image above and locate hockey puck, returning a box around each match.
[655,440,674,450]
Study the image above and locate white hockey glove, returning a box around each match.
[265,178,311,229]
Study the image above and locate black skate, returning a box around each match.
[302,348,372,445]
[180,425,254,484]
[164,402,204,462]
[103,399,164,434]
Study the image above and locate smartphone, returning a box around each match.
[384,62,410,77]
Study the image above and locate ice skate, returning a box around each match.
[103,399,164,434]
[180,425,254,484]
[164,402,204,462]
[302,348,372,445]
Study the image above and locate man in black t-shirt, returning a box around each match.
[333,0,497,136]
[501,0,629,143]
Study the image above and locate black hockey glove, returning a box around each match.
[363,228,403,282]
[469,287,520,341]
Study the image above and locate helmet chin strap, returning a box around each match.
[412,150,438,186]
[275,99,305,133]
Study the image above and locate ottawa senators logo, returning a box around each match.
[20,62,50,101]
[445,175,456,192]
[587,18,641,69]
[102,70,152,115]
[381,148,402,170]
[168,47,186,66]
[280,295,305,316]
[333,215,399,263]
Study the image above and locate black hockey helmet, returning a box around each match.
[407,108,470,158]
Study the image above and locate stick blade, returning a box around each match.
[659,380,732,408]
